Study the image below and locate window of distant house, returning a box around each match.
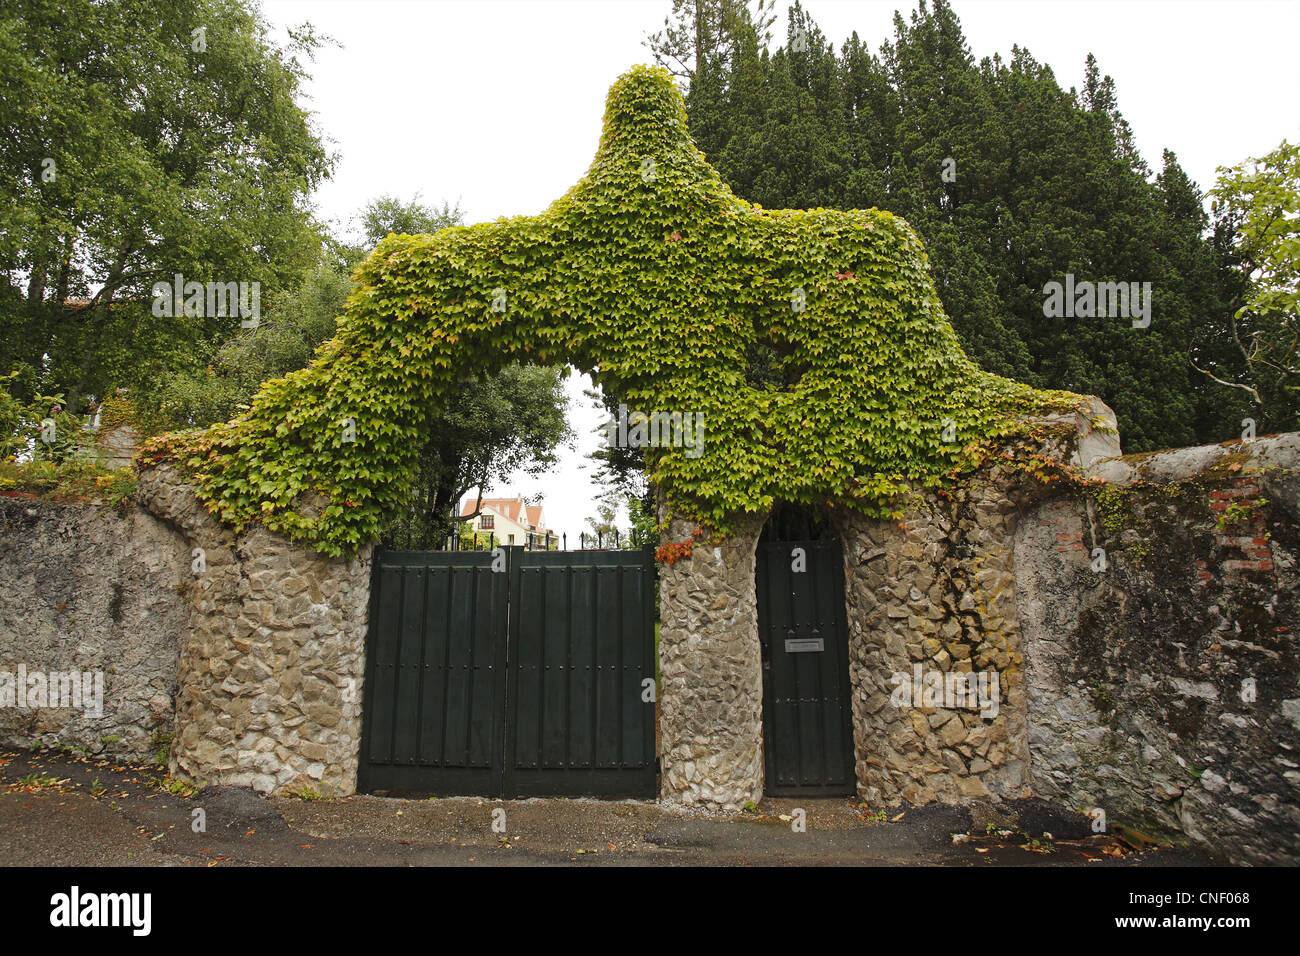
[508,534,515,544]
[480,515,494,529]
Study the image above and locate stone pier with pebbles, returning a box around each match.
[656,512,766,807]
[834,484,1030,808]
[134,464,371,796]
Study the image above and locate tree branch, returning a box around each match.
[1190,354,1262,404]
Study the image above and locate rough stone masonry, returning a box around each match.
[133,464,371,796]
[1,401,1297,863]
[653,400,1299,865]
[0,491,188,757]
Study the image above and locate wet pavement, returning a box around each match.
[0,747,1215,867]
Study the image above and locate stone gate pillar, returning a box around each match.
[136,464,372,796]
[831,397,1121,807]
[657,511,765,808]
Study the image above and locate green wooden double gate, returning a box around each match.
[359,546,657,798]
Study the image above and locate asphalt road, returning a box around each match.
[0,747,1214,867]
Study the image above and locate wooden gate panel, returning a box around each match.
[361,547,655,798]
[506,549,656,798]
[359,551,507,795]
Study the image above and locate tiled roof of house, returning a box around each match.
[460,497,547,530]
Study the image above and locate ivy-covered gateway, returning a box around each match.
[143,66,1083,557]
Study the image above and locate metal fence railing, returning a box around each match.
[444,528,653,552]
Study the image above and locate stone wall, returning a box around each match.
[657,511,764,808]
[94,423,140,470]
[1018,435,1300,865]
[829,400,1121,807]
[0,495,189,758]
[4,412,1296,863]
[0,467,371,795]
[823,414,1299,864]
[135,465,371,796]
[834,483,1031,806]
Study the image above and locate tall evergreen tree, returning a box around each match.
[645,0,1245,453]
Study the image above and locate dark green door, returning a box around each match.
[359,546,656,798]
[757,539,856,796]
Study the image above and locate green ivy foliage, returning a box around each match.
[144,65,1082,556]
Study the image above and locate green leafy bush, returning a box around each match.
[0,459,136,508]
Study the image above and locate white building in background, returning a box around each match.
[459,497,553,549]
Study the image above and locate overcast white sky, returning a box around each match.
[259,0,1299,544]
